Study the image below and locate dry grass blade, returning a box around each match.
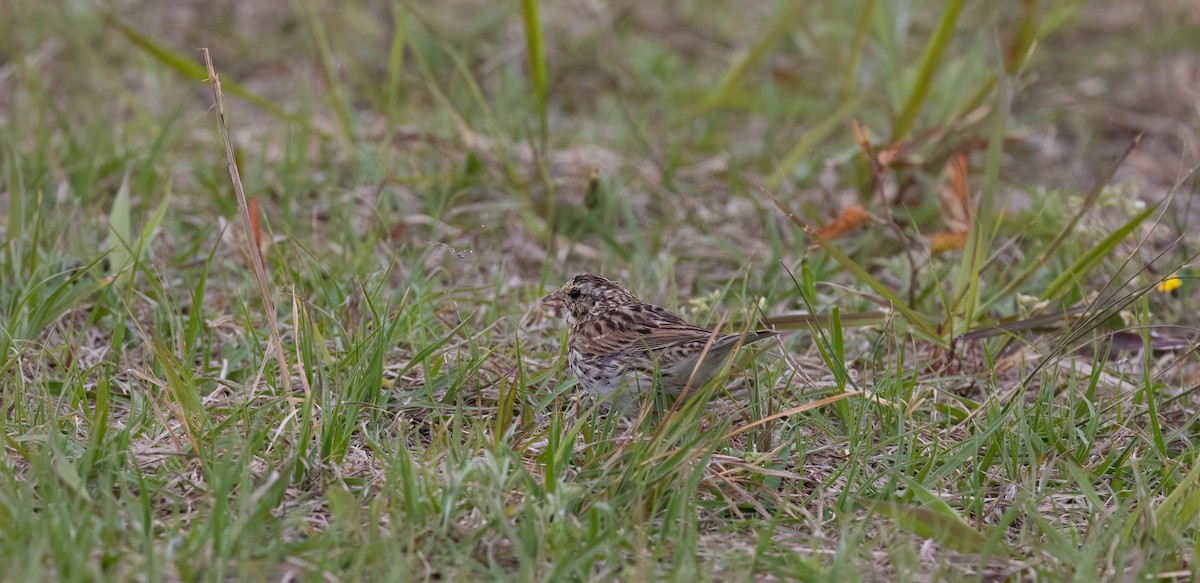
[721,391,861,442]
[202,49,293,399]
[957,305,1088,342]
[644,314,743,432]
[639,390,861,472]
[766,311,889,330]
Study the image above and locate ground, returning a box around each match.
[1,0,1199,581]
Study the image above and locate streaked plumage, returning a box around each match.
[542,273,775,412]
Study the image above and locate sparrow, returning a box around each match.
[542,273,776,412]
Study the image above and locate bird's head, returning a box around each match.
[541,273,639,324]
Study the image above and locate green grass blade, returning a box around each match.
[903,478,972,527]
[767,190,940,342]
[890,0,963,141]
[842,0,876,100]
[693,0,800,116]
[1155,455,1200,539]
[135,176,172,255]
[1006,0,1039,73]
[147,335,208,445]
[106,173,132,288]
[302,0,355,141]
[4,145,22,239]
[385,1,408,127]
[950,72,1006,331]
[102,14,296,124]
[767,92,869,190]
[865,498,994,555]
[808,234,939,342]
[1040,203,1157,302]
[980,134,1141,314]
[520,0,548,146]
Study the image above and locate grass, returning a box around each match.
[2,0,1199,580]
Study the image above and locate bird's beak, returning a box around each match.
[541,291,565,310]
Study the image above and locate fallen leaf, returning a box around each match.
[815,204,870,240]
[938,153,972,232]
[929,231,968,254]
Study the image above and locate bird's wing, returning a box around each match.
[572,303,709,356]
[632,305,725,351]
[628,305,776,352]
[575,303,772,358]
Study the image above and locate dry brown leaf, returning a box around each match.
[929,231,969,254]
[938,153,973,232]
[816,204,870,240]
[851,119,872,158]
[247,198,268,262]
[852,119,909,170]
[876,142,906,168]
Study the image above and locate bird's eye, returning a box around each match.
[568,289,582,299]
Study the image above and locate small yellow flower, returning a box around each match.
[1157,274,1182,294]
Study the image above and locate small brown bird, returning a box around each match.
[542,273,776,412]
